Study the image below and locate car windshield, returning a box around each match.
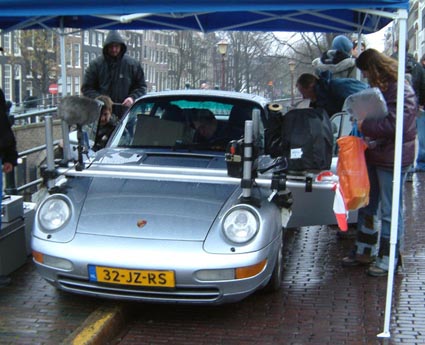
[109,96,265,152]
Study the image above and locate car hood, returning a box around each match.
[77,177,237,241]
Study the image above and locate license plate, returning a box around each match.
[88,265,175,288]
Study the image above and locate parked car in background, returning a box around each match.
[32,90,349,304]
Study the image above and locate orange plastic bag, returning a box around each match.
[336,135,370,210]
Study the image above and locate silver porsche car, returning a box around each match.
[32,90,344,304]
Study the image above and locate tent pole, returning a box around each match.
[59,17,72,163]
[377,8,408,339]
[59,19,67,97]
[355,14,367,80]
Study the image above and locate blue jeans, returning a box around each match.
[355,164,406,270]
[415,110,425,171]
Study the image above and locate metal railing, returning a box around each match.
[12,106,58,124]
[4,107,59,199]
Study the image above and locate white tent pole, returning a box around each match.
[355,13,367,80]
[59,25,67,96]
[58,18,72,163]
[377,8,408,339]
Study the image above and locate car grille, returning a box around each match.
[57,275,221,303]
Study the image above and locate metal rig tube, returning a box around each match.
[57,166,335,191]
[44,115,55,188]
[61,120,72,162]
[242,120,253,199]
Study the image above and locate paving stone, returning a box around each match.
[115,174,425,345]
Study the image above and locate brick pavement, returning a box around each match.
[0,258,104,345]
[1,173,425,345]
[114,173,425,345]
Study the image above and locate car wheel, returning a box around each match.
[263,236,283,292]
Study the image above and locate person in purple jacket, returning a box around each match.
[342,49,417,276]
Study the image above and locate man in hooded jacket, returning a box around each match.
[82,31,147,118]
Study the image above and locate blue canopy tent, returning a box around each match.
[0,0,410,338]
[0,1,408,33]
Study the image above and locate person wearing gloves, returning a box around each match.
[312,35,357,79]
[82,30,147,118]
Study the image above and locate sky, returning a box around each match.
[274,23,391,53]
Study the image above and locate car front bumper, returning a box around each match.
[32,233,282,304]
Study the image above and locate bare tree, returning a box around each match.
[13,30,58,102]
[225,31,277,93]
[170,31,217,89]
[272,32,333,69]
[169,30,358,97]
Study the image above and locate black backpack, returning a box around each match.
[265,107,334,173]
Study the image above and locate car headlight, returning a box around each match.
[38,195,72,232]
[222,206,259,243]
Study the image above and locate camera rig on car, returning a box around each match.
[225,115,293,211]
[39,97,342,230]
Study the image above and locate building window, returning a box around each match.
[84,52,90,68]
[97,32,103,47]
[66,43,72,67]
[73,43,81,67]
[3,33,11,54]
[27,80,33,98]
[13,32,21,56]
[14,64,21,79]
[84,31,89,45]
[4,64,12,100]
[74,76,80,95]
[67,76,72,94]
[151,66,155,84]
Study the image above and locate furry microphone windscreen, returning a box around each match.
[58,95,104,126]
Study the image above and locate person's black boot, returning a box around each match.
[367,237,392,277]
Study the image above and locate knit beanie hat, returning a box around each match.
[331,35,353,55]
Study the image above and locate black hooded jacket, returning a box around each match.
[406,53,425,107]
[81,31,147,117]
[392,52,425,107]
[0,88,17,166]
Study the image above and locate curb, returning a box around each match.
[62,303,128,345]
